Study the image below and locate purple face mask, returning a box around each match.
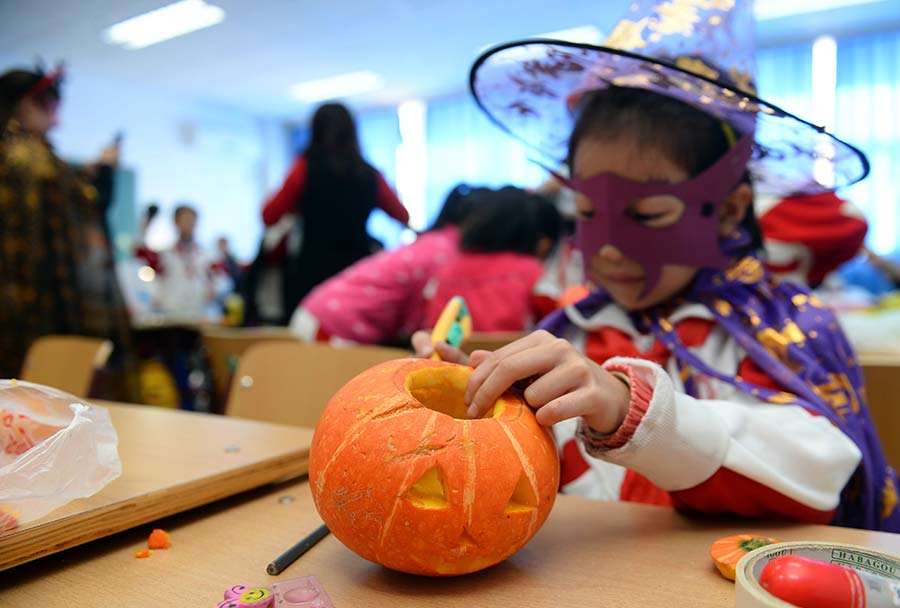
[558,133,754,297]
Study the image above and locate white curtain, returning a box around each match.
[357,107,405,249]
[423,94,547,228]
[756,41,814,120]
[758,33,900,257]
[357,95,549,246]
[834,29,900,255]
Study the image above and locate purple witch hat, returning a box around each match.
[470,0,868,196]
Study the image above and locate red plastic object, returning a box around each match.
[760,555,865,608]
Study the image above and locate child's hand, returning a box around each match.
[464,330,630,433]
[410,330,470,364]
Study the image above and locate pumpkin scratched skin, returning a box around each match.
[309,358,560,576]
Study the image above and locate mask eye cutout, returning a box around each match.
[625,195,685,228]
[701,201,716,217]
[574,191,595,220]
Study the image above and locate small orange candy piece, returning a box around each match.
[148,528,170,549]
[135,549,152,559]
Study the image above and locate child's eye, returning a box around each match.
[625,196,685,228]
[573,192,594,219]
[627,210,666,223]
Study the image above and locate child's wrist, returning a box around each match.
[578,363,652,453]
[584,371,631,435]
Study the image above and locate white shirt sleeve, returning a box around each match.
[593,356,862,511]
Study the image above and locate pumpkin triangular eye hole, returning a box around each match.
[405,465,450,509]
[505,473,538,513]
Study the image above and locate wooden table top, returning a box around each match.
[2,478,898,607]
[0,402,313,571]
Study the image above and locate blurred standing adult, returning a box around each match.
[0,65,131,386]
[262,102,409,318]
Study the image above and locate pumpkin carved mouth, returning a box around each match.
[404,365,499,420]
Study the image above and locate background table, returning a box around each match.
[857,352,900,470]
[2,479,898,607]
[0,402,313,571]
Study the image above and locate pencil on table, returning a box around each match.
[266,523,330,575]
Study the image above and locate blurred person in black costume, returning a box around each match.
[0,64,134,398]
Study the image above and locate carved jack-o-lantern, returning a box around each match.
[309,358,559,576]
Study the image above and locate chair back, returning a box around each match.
[200,327,300,413]
[226,342,410,428]
[20,335,113,398]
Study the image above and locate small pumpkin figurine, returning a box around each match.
[309,358,559,576]
[710,534,781,581]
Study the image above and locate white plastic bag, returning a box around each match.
[0,380,121,532]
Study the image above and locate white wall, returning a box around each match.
[2,57,291,261]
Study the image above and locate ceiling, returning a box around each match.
[2,0,900,119]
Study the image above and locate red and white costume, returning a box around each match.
[757,192,867,288]
[136,241,222,320]
[554,300,861,524]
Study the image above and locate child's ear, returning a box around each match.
[717,183,753,237]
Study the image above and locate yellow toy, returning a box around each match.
[430,296,472,360]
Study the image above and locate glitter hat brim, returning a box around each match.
[469,39,869,196]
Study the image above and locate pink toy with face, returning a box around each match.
[215,576,333,608]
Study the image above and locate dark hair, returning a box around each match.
[460,187,562,256]
[0,69,61,130]
[304,102,368,177]
[568,86,762,250]
[173,204,197,221]
[428,183,483,231]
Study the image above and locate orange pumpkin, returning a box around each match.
[309,358,559,576]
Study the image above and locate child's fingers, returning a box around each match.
[464,331,557,404]
[468,349,492,367]
[410,330,434,358]
[466,342,568,418]
[533,389,601,427]
[481,329,556,362]
[434,341,470,365]
[412,330,470,364]
[535,377,629,433]
[521,362,586,408]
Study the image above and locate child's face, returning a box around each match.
[175,210,197,239]
[572,136,717,311]
[16,95,59,136]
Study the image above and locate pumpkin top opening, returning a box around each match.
[405,365,512,420]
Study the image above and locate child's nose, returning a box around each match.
[598,244,625,262]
